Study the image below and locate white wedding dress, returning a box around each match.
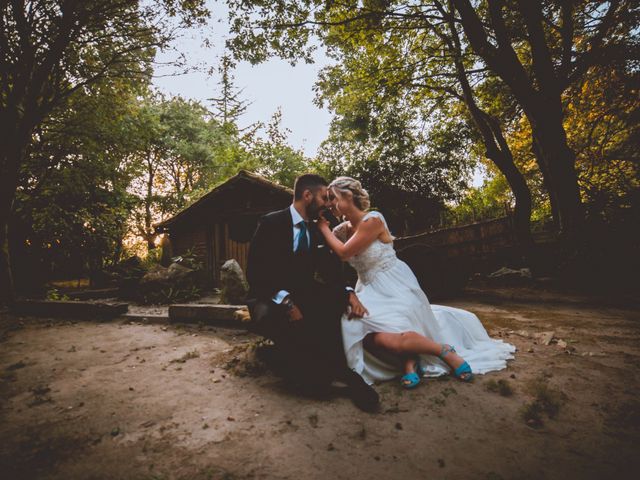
[336,211,515,385]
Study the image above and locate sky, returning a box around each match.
[152,6,333,158]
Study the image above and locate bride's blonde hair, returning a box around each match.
[329,176,371,211]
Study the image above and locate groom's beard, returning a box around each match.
[306,200,325,220]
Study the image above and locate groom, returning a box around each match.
[246,174,379,412]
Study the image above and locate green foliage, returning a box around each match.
[142,249,163,270]
[225,0,639,239]
[46,288,70,302]
[11,56,314,287]
[250,109,312,187]
[141,285,202,305]
[171,248,204,272]
[2,0,211,299]
[445,176,511,226]
[12,76,142,288]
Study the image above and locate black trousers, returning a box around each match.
[248,283,348,387]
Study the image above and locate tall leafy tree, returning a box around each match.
[450,0,637,238]
[0,0,210,304]
[209,53,251,126]
[224,0,638,242]
[12,76,144,292]
[309,0,532,244]
[249,108,311,187]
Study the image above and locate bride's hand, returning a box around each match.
[317,210,331,232]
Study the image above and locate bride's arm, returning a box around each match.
[318,216,383,260]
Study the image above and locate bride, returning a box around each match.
[317,176,515,387]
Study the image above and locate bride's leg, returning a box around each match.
[403,356,416,375]
[401,356,419,387]
[370,332,470,376]
[364,334,415,383]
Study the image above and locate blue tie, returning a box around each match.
[296,221,309,253]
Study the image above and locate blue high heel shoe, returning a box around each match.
[400,359,425,389]
[439,344,474,382]
[400,371,420,389]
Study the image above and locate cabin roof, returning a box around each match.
[154,170,293,232]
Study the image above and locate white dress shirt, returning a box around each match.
[273,205,310,304]
[272,204,353,305]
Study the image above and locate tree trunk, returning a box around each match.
[483,114,534,251]
[451,0,585,239]
[528,107,584,238]
[145,156,156,251]
[0,137,26,306]
[445,15,534,254]
[531,140,560,229]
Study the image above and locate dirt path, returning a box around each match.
[0,293,638,480]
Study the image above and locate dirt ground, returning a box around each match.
[1,288,639,480]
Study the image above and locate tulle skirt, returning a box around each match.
[342,259,516,384]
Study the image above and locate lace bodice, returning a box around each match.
[334,211,397,285]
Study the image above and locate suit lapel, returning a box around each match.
[280,207,294,254]
[309,221,321,250]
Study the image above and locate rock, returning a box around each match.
[167,263,194,281]
[487,267,533,286]
[234,307,251,323]
[514,330,533,338]
[535,331,555,346]
[557,340,568,349]
[138,262,198,304]
[219,259,248,304]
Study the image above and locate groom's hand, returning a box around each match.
[347,292,369,320]
[287,304,304,322]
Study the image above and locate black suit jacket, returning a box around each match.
[246,207,348,309]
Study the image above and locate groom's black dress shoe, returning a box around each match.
[341,369,380,413]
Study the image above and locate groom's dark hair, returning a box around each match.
[294,174,328,200]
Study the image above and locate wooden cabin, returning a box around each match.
[154,170,292,286]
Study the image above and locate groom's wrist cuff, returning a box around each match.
[345,286,354,295]
[273,290,290,304]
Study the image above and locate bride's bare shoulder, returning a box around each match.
[362,211,393,242]
[362,211,385,228]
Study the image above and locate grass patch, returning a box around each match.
[485,379,514,397]
[170,350,200,364]
[222,340,270,377]
[441,386,458,398]
[520,378,567,428]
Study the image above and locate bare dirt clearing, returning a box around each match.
[1,290,638,480]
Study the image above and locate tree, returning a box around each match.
[450,0,637,238]
[209,53,251,126]
[12,75,143,292]
[309,0,533,245]
[127,94,253,251]
[316,95,473,235]
[250,108,311,187]
[0,0,210,304]
[224,0,638,242]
